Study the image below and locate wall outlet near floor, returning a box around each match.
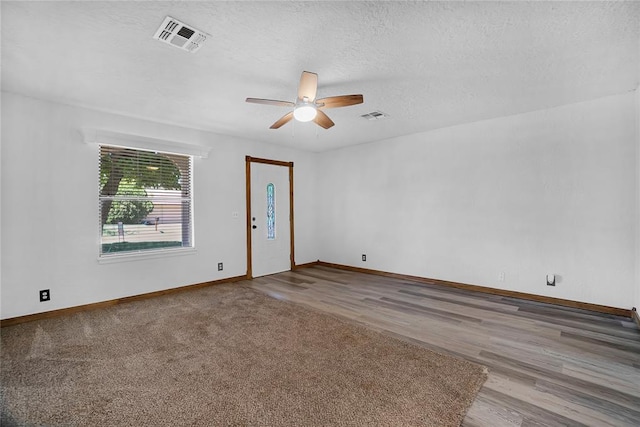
[218,262,223,271]
[39,289,50,302]
[362,254,367,262]
[498,272,505,282]
[546,274,556,286]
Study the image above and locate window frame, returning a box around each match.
[83,129,210,263]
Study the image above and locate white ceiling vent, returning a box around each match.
[361,111,389,121]
[153,16,210,53]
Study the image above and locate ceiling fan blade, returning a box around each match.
[298,71,318,102]
[246,98,295,107]
[270,111,294,129]
[317,94,364,109]
[313,110,335,129]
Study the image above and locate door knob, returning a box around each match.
[252,225,257,229]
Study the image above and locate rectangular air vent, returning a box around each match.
[153,16,210,53]
[361,111,389,121]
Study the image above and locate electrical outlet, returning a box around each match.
[218,262,223,271]
[362,254,367,262]
[498,272,505,282]
[546,274,555,286]
[39,289,50,302]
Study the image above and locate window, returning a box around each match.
[99,145,193,256]
[267,183,275,240]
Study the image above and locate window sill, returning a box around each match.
[97,247,197,264]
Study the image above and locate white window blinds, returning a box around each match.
[99,145,193,256]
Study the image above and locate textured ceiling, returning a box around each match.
[2,1,639,152]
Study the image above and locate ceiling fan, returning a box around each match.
[246,71,364,129]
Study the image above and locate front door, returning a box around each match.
[247,158,293,278]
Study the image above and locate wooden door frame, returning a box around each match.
[245,156,295,279]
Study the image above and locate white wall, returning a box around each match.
[318,92,637,309]
[0,93,3,305]
[636,85,640,315]
[2,89,637,319]
[0,92,318,319]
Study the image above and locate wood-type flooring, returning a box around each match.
[249,265,640,427]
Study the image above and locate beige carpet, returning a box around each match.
[1,283,487,426]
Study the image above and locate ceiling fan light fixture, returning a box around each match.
[293,105,317,122]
